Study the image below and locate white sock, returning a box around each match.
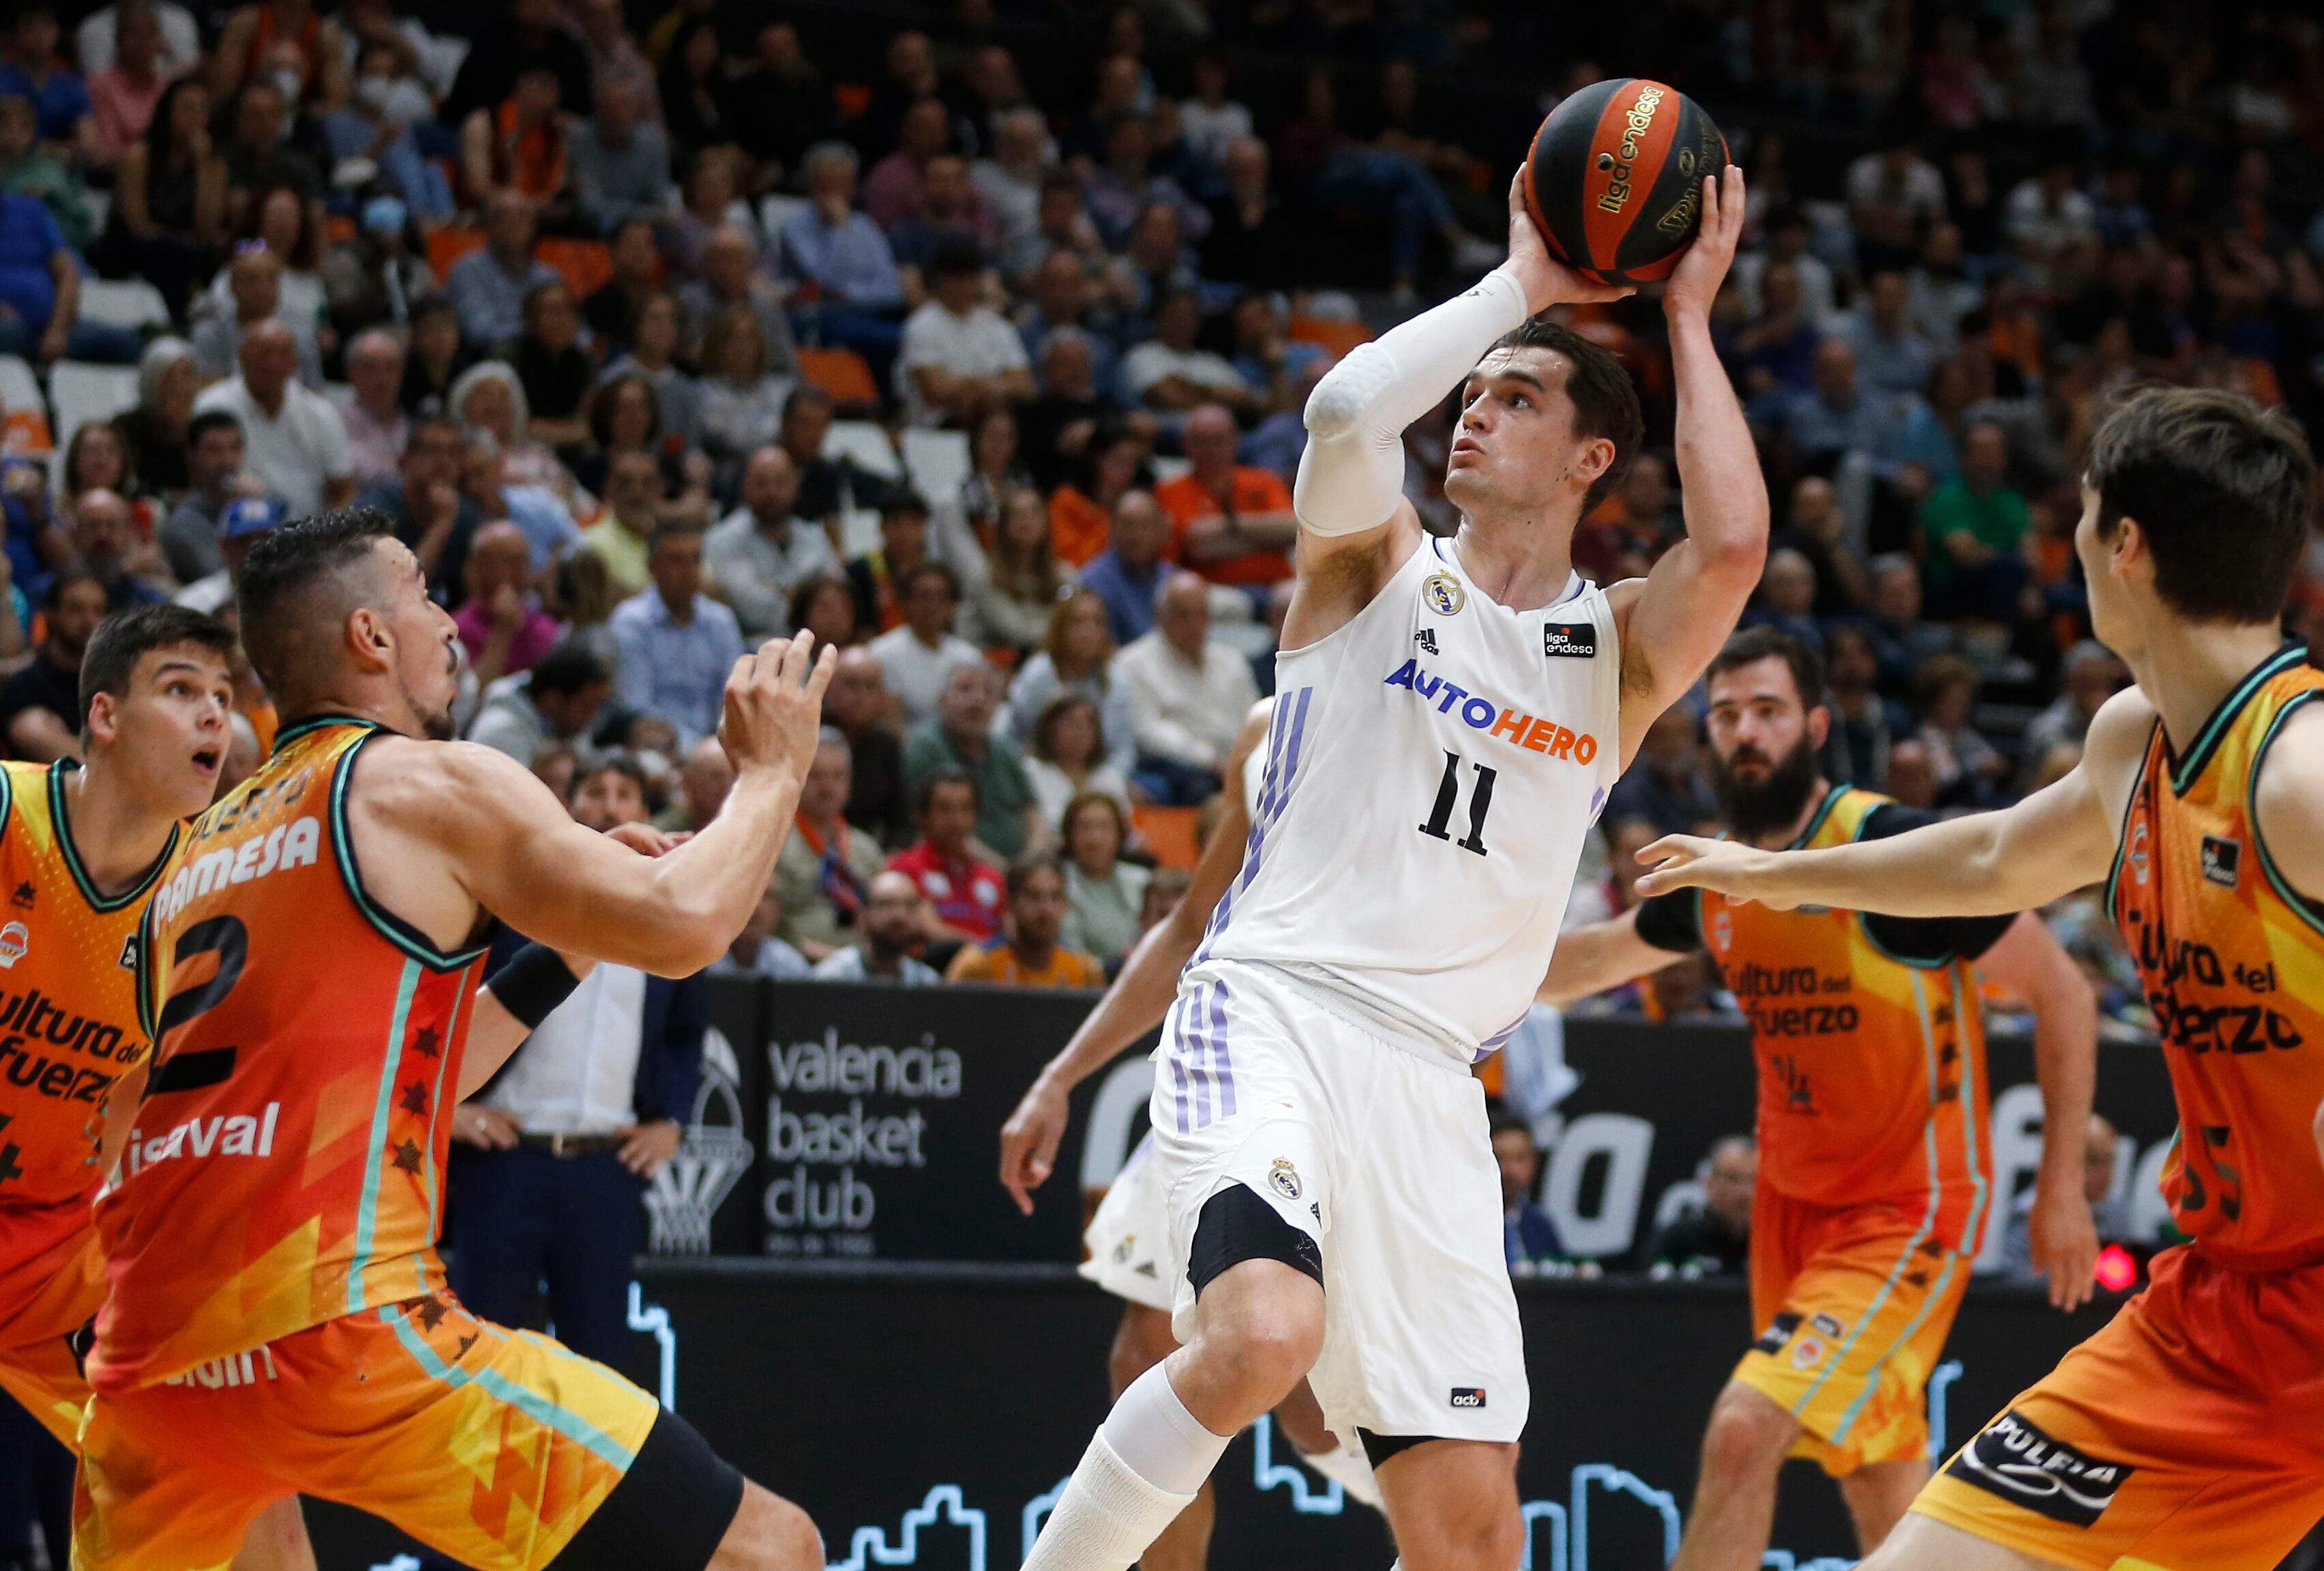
[1100,1364,1232,1495]
[1021,1430,1197,1571]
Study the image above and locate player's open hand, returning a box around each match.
[999,1076,1071,1216]
[1633,833,1798,906]
[2029,1171,2102,1313]
[1503,170,1634,315]
[719,630,837,783]
[1663,165,1745,322]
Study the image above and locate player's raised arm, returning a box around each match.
[1000,700,1273,1214]
[1607,166,1766,767]
[1638,685,2156,915]
[1286,174,1630,643]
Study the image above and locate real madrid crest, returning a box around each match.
[1268,1157,1303,1201]
[1421,572,1466,617]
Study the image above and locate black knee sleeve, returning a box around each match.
[1187,1182,1323,1298]
[550,1406,745,1571]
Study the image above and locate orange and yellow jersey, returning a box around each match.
[2108,644,2324,1272]
[1633,787,2012,1251]
[0,760,175,1344]
[88,717,492,1391]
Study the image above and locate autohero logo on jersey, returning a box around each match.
[1382,659,1600,764]
[762,1025,961,1255]
[1944,1409,2135,1528]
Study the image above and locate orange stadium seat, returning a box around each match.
[539,238,613,299]
[799,346,881,408]
[1131,805,1202,872]
[1288,317,1373,359]
[426,225,487,281]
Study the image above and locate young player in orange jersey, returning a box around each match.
[74,510,835,1571]
[1539,625,2099,1571]
[0,605,312,1571]
[1637,386,2324,1571]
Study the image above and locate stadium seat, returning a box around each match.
[900,427,970,505]
[800,347,881,409]
[1131,805,1202,872]
[426,226,487,282]
[1288,316,1373,358]
[0,357,53,454]
[48,361,141,456]
[75,278,170,332]
[539,238,613,299]
[822,419,902,480]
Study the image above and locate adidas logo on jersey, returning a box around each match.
[1382,659,1600,764]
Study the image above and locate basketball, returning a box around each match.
[1523,78,1729,286]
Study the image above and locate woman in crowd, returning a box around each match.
[1007,589,1138,777]
[59,423,150,511]
[788,573,859,651]
[399,296,471,417]
[662,145,751,282]
[449,361,591,518]
[957,406,1034,552]
[966,488,1077,655]
[608,289,705,449]
[104,75,226,317]
[1056,790,1148,967]
[658,16,734,164]
[574,370,711,526]
[509,280,595,449]
[549,548,620,669]
[111,336,196,496]
[211,184,330,359]
[1026,693,1135,828]
[1913,653,2012,809]
[696,303,793,476]
[1047,420,1150,567]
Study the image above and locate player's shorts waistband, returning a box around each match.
[1190,960,1478,1075]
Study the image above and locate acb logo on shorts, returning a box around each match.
[1449,1388,1487,1409]
[1268,1158,1302,1201]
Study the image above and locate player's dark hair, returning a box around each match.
[2086,387,2315,625]
[1006,850,1065,900]
[78,606,235,728]
[528,638,611,699]
[1706,625,1827,711]
[234,507,397,703]
[1487,316,1643,507]
[917,766,979,817]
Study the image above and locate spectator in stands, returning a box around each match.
[467,636,610,763]
[1605,702,1716,834]
[78,1,200,83]
[789,573,856,652]
[775,729,887,961]
[727,20,827,187]
[1082,110,1205,255]
[2005,153,2097,278]
[710,889,810,980]
[339,329,409,490]
[1020,331,1112,492]
[707,447,840,641]
[1008,592,1138,779]
[974,109,1049,280]
[462,428,582,573]
[1200,136,1298,293]
[450,362,576,515]
[609,522,743,746]
[781,385,897,526]
[1180,50,1253,169]
[447,757,700,1367]
[947,853,1105,987]
[865,96,962,233]
[1768,474,1868,616]
[1056,792,1145,965]
[1124,288,1256,417]
[0,569,104,760]
[653,15,730,158]
[174,488,275,617]
[70,490,168,610]
[809,869,942,985]
[211,0,347,114]
[580,447,664,597]
[1015,250,1115,385]
[445,191,563,351]
[826,646,910,847]
[191,319,352,518]
[573,370,702,524]
[2001,1113,2132,1284]
[1920,421,2030,623]
[1078,488,1171,646]
[454,520,561,688]
[507,280,593,449]
[1105,203,1200,321]
[582,218,659,350]
[0,86,93,257]
[1914,653,2010,809]
[459,62,572,224]
[59,424,146,511]
[1760,339,1914,482]
[904,661,1039,863]
[356,415,478,600]
[0,178,139,365]
[1493,1113,1566,1270]
[781,143,906,375]
[1647,1135,1755,1278]
[848,493,938,638]
[885,770,1006,942]
[113,336,196,498]
[1730,205,1836,328]
[323,44,451,226]
[676,224,800,388]
[1845,132,1946,273]
[966,488,1075,653]
[897,241,1033,429]
[1740,548,1823,653]
[872,558,989,731]
[1821,623,1910,792]
[190,242,318,388]
[1729,259,1823,398]
[604,291,703,450]
[0,7,94,162]
[1049,412,1155,573]
[2020,642,2128,790]
[1120,572,1259,805]
[102,74,223,318]
[217,78,321,221]
[954,407,1035,550]
[84,0,168,166]
[1867,553,1951,696]
[160,410,251,583]
[449,0,587,121]
[1841,269,1936,399]
[400,297,470,418]
[696,303,794,477]
[569,74,674,236]
[1158,403,1296,601]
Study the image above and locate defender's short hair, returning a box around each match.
[233,508,398,702]
[79,606,235,729]
[1485,317,1644,508]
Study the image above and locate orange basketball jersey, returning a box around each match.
[1697,788,1995,1251]
[89,719,491,1391]
[2108,645,2324,1272]
[0,761,173,1344]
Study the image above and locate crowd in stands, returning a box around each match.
[0,0,2317,1023]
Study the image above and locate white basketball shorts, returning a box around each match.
[1079,1131,1176,1312]
[1148,958,1528,1444]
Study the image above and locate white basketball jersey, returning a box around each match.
[1194,535,1622,1061]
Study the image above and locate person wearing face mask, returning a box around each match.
[321,42,452,224]
[321,192,438,339]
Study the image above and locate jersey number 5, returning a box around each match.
[1419,751,1498,857]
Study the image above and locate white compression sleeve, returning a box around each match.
[1292,267,1532,537]
[1100,1363,1232,1494]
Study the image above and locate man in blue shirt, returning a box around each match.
[609,522,745,746]
[0,191,140,363]
[0,9,93,150]
[443,190,563,350]
[1077,488,1170,646]
[780,141,905,387]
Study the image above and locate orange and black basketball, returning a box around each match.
[1523,78,1728,286]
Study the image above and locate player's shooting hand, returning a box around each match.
[1663,165,1746,323]
[718,630,837,782]
[999,1076,1070,1216]
[452,1104,520,1150]
[2029,1171,2101,1313]
[1633,834,1799,906]
[1502,170,1633,316]
[616,1119,683,1178]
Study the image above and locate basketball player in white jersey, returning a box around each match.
[1019,163,1763,1571]
[1001,698,1380,1571]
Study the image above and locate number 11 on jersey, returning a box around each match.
[1419,751,1497,857]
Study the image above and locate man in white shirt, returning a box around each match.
[706,445,839,639]
[1122,287,1259,417]
[76,1,200,79]
[971,107,1050,280]
[1116,570,1259,803]
[340,328,410,489]
[868,560,985,728]
[190,320,354,520]
[895,241,1034,428]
